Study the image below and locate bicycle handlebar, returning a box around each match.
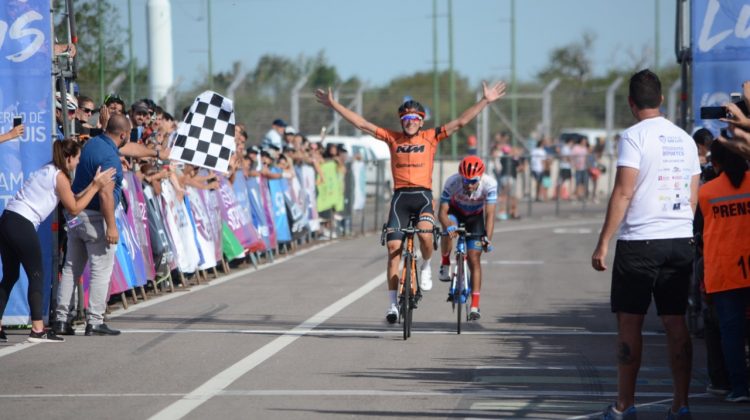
[380,224,441,249]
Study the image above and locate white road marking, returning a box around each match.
[0,390,712,399]
[483,260,544,265]
[553,227,593,234]
[147,272,386,420]
[117,328,665,337]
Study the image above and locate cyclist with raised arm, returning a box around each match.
[438,156,496,320]
[316,82,506,323]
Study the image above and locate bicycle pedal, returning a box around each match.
[446,294,453,302]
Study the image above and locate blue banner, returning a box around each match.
[0,0,53,324]
[268,169,292,243]
[245,176,272,250]
[692,0,750,134]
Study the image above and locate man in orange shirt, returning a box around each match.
[316,82,506,323]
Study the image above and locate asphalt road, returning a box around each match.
[0,204,748,420]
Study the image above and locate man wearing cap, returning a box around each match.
[129,100,151,142]
[55,91,78,141]
[262,119,287,150]
[283,126,297,148]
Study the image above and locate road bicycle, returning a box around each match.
[444,226,485,334]
[381,215,439,340]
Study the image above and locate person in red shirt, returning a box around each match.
[316,82,506,323]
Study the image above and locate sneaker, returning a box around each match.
[469,307,481,321]
[28,329,65,343]
[725,391,750,403]
[84,323,121,336]
[0,329,6,342]
[419,262,432,291]
[439,265,451,282]
[602,404,637,420]
[665,406,692,420]
[51,321,75,336]
[706,383,730,396]
[385,304,399,324]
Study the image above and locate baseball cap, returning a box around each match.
[246,145,260,155]
[131,101,150,114]
[284,126,296,135]
[272,119,287,128]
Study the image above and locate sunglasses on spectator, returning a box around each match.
[81,107,94,114]
[462,177,480,185]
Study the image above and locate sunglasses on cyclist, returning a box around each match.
[400,113,423,122]
[462,177,480,185]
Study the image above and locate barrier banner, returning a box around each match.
[692,0,750,134]
[185,186,217,270]
[245,175,273,250]
[197,185,224,263]
[123,172,155,280]
[268,169,292,243]
[301,165,320,232]
[221,221,245,261]
[0,0,54,324]
[285,168,308,236]
[111,206,137,294]
[218,176,264,253]
[142,184,177,272]
[120,200,148,288]
[231,170,266,251]
[160,180,200,273]
[316,161,344,213]
[258,176,278,249]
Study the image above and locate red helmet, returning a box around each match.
[458,156,485,179]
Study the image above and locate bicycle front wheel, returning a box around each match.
[455,254,464,335]
[403,254,412,340]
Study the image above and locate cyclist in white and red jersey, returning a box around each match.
[438,156,497,320]
[316,82,506,323]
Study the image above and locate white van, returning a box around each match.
[307,134,392,196]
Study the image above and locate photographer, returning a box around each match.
[716,81,750,159]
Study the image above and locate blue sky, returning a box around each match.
[119,0,676,88]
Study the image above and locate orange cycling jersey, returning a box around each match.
[698,171,750,294]
[374,126,449,190]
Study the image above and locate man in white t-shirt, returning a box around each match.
[591,70,700,420]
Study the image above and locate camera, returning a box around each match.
[700,99,749,120]
[13,116,22,127]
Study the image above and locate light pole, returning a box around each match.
[432,0,440,129]
[510,0,517,150]
[207,0,213,90]
[128,0,135,103]
[448,0,456,159]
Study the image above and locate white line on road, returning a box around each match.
[117,328,665,337]
[0,390,712,399]
[147,272,386,420]
[483,260,545,265]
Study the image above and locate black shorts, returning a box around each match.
[559,168,572,180]
[386,188,434,241]
[611,238,694,315]
[446,209,486,251]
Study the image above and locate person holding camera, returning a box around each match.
[0,121,25,145]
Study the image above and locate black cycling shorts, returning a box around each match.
[386,188,434,242]
[611,238,694,315]
[446,208,485,251]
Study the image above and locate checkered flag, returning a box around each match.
[169,91,236,173]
